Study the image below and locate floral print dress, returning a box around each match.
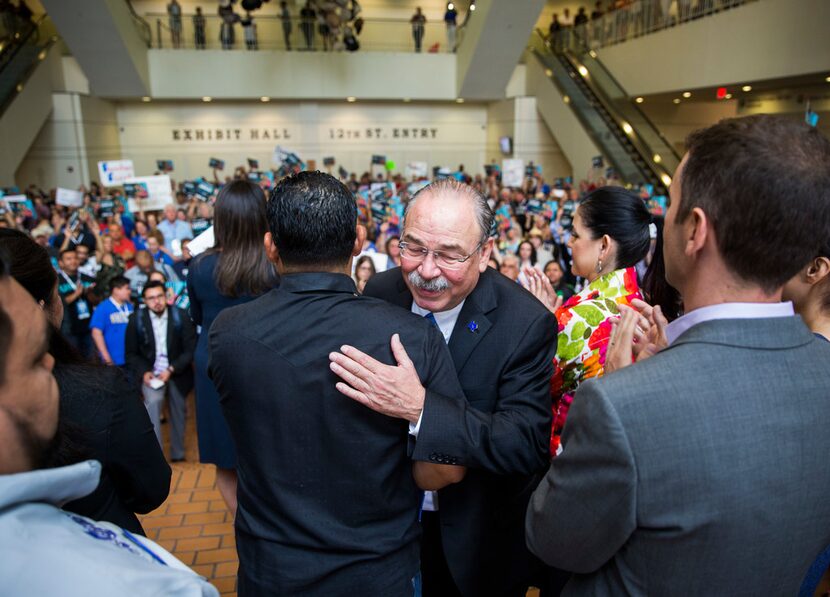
[549,267,641,456]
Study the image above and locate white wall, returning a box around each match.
[639,100,738,155]
[598,0,830,96]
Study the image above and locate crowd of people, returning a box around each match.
[1,114,829,595]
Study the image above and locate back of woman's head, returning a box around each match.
[578,186,651,269]
[211,179,276,297]
[0,228,56,306]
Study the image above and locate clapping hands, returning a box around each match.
[604,299,669,373]
[521,266,564,315]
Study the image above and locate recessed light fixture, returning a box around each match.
[725,93,732,99]
[653,154,662,164]
[673,98,681,104]
[825,75,830,83]
[260,96,270,102]
[346,96,356,102]
[456,98,464,103]
[563,95,570,104]
[37,50,46,60]
[635,97,644,104]
[447,2,454,9]
[469,2,475,11]
[202,96,212,102]
[16,83,23,92]
[589,50,597,58]
[661,174,672,187]
[622,122,633,135]
[742,85,752,92]
[141,96,151,102]
[682,91,691,98]
[545,68,553,77]
[578,65,588,77]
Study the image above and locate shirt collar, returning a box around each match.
[279,272,356,294]
[0,461,101,509]
[150,308,168,322]
[666,301,795,345]
[411,299,466,343]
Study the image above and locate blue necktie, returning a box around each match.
[424,312,439,328]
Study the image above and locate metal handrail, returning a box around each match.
[125,0,152,47]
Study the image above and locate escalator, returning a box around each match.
[0,15,58,115]
[529,29,679,191]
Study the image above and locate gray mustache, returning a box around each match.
[408,271,450,292]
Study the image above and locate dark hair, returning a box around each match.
[59,248,77,260]
[210,179,276,297]
[267,171,357,268]
[641,216,683,322]
[817,238,830,315]
[110,275,129,290]
[354,255,376,276]
[142,280,166,297]
[516,240,538,266]
[0,229,58,307]
[680,114,830,292]
[0,246,10,386]
[577,186,650,269]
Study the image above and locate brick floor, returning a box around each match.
[138,393,238,597]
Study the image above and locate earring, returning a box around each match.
[595,259,603,274]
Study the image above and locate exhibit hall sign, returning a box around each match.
[167,126,442,143]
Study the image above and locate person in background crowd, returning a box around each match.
[131,219,150,251]
[187,180,278,514]
[108,223,136,266]
[0,250,215,596]
[411,6,426,52]
[517,239,539,271]
[500,253,520,281]
[527,114,830,595]
[125,251,162,300]
[219,2,237,49]
[193,6,206,49]
[57,248,96,357]
[158,204,193,252]
[329,179,557,596]
[167,0,182,48]
[543,259,574,301]
[279,1,292,50]
[75,243,99,278]
[241,11,257,50]
[90,276,134,368]
[300,0,315,50]
[210,171,465,595]
[444,2,458,52]
[125,281,196,462]
[52,212,96,252]
[353,254,376,294]
[93,234,126,299]
[0,230,171,536]
[146,233,177,268]
[385,235,401,269]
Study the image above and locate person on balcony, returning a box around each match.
[444,2,457,52]
[279,1,292,50]
[193,6,206,49]
[167,0,182,48]
[411,7,426,53]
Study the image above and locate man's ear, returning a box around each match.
[477,238,494,273]
[353,224,367,257]
[806,256,830,286]
[263,231,280,266]
[685,206,708,257]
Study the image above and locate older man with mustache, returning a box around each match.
[329,179,558,596]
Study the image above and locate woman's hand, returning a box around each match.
[605,302,668,373]
[521,266,563,315]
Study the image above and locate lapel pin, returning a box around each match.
[467,321,479,333]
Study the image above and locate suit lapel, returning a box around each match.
[392,274,414,309]
[447,270,497,374]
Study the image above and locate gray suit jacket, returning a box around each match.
[526,316,830,596]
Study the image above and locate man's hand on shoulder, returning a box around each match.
[329,333,425,423]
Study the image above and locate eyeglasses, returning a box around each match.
[398,240,483,270]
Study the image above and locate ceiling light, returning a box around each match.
[456,98,465,103]
[545,68,553,77]
[403,98,411,103]
[469,2,476,11]
[15,83,23,92]
[653,154,662,164]
[589,50,597,58]
[141,96,151,102]
[635,97,644,103]
[563,95,570,104]
[346,96,356,102]
[725,93,732,99]
[578,65,588,77]
[37,50,46,60]
[260,96,270,102]
[682,91,691,98]
[622,122,633,135]
[661,174,672,187]
[447,2,454,9]
[673,98,681,104]
[202,96,212,102]
[742,85,752,92]
[825,76,830,83]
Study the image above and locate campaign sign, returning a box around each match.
[4,194,35,217]
[405,161,428,179]
[125,175,174,212]
[123,182,149,200]
[248,172,262,183]
[98,198,116,219]
[323,157,336,167]
[338,166,348,179]
[371,154,386,165]
[156,159,174,172]
[592,155,604,169]
[195,180,216,200]
[501,159,524,188]
[56,187,84,208]
[209,158,225,170]
[182,181,198,197]
[98,160,135,187]
[247,158,259,170]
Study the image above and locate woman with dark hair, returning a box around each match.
[353,254,376,294]
[640,215,682,322]
[187,180,278,514]
[0,229,170,535]
[546,187,650,456]
[516,239,538,269]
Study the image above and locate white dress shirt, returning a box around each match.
[409,299,465,511]
[666,301,795,346]
[149,309,170,375]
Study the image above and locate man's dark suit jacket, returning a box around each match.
[364,266,558,595]
[208,273,466,596]
[124,306,196,396]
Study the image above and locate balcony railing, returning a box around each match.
[545,0,756,51]
[146,12,459,53]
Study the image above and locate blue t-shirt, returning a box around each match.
[90,298,133,365]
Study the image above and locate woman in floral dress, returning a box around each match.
[548,187,651,456]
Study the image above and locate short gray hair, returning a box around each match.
[404,178,495,244]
